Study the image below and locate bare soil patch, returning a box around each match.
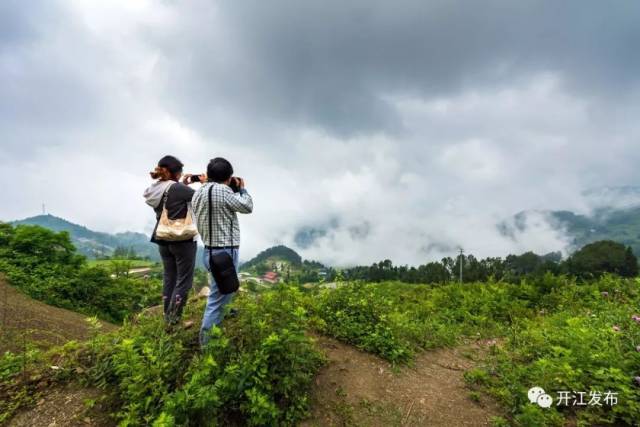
[8,384,112,427]
[304,335,503,427]
[0,278,116,354]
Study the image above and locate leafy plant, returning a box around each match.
[0,223,161,323]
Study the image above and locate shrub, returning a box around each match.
[65,286,323,426]
[475,278,640,426]
[0,223,161,323]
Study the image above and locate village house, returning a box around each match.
[261,271,279,284]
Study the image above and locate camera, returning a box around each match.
[229,177,242,192]
[190,175,202,183]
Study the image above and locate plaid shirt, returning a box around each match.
[192,182,253,247]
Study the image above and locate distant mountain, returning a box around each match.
[548,207,640,255]
[240,245,333,284]
[499,186,640,256]
[501,206,640,256]
[10,214,158,260]
[241,245,303,271]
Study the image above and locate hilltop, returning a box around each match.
[241,245,302,271]
[240,245,335,284]
[10,214,158,260]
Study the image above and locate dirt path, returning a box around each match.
[127,267,152,276]
[303,336,502,427]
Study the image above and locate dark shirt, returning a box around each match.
[152,183,195,244]
[153,183,195,220]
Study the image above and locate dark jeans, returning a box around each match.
[158,240,197,324]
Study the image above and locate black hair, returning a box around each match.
[157,155,184,174]
[207,157,234,183]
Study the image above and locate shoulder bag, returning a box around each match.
[207,184,240,294]
[155,183,199,241]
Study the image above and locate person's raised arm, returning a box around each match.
[225,178,253,213]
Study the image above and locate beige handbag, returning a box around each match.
[155,183,199,241]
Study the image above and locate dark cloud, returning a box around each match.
[157,0,640,137]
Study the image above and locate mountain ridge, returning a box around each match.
[10,214,158,260]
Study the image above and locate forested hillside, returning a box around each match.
[10,214,157,260]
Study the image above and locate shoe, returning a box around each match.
[183,320,195,329]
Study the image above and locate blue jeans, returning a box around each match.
[200,247,239,346]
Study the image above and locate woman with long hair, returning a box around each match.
[143,155,203,325]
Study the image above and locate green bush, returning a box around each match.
[474,278,640,426]
[157,287,323,426]
[0,348,46,423]
[0,223,161,323]
[307,280,536,362]
[66,286,323,426]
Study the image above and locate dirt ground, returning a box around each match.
[7,384,113,427]
[303,335,503,427]
[0,278,117,354]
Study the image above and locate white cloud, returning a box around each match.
[2,1,640,266]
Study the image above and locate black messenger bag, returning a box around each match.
[207,185,240,294]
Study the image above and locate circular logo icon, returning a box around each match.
[528,386,545,403]
[537,393,553,408]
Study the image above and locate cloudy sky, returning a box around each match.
[2,0,640,265]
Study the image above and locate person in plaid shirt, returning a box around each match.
[192,157,253,346]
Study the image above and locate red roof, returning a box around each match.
[263,272,278,280]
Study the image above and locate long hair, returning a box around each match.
[150,155,184,181]
[150,166,173,181]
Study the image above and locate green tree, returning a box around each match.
[565,240,638,279]
[10,225,83,267]
[419,262,450,284]
[255,262,270,276]
[113,246,129,259]
[0,223,160,323]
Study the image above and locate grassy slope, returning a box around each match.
[0,278,117,354]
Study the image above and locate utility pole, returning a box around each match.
[42,203,46,215]
[459,248,464,283]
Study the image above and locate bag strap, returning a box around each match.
[208,184,213,247]
[161,182,175,210]
[229,211,234,246]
